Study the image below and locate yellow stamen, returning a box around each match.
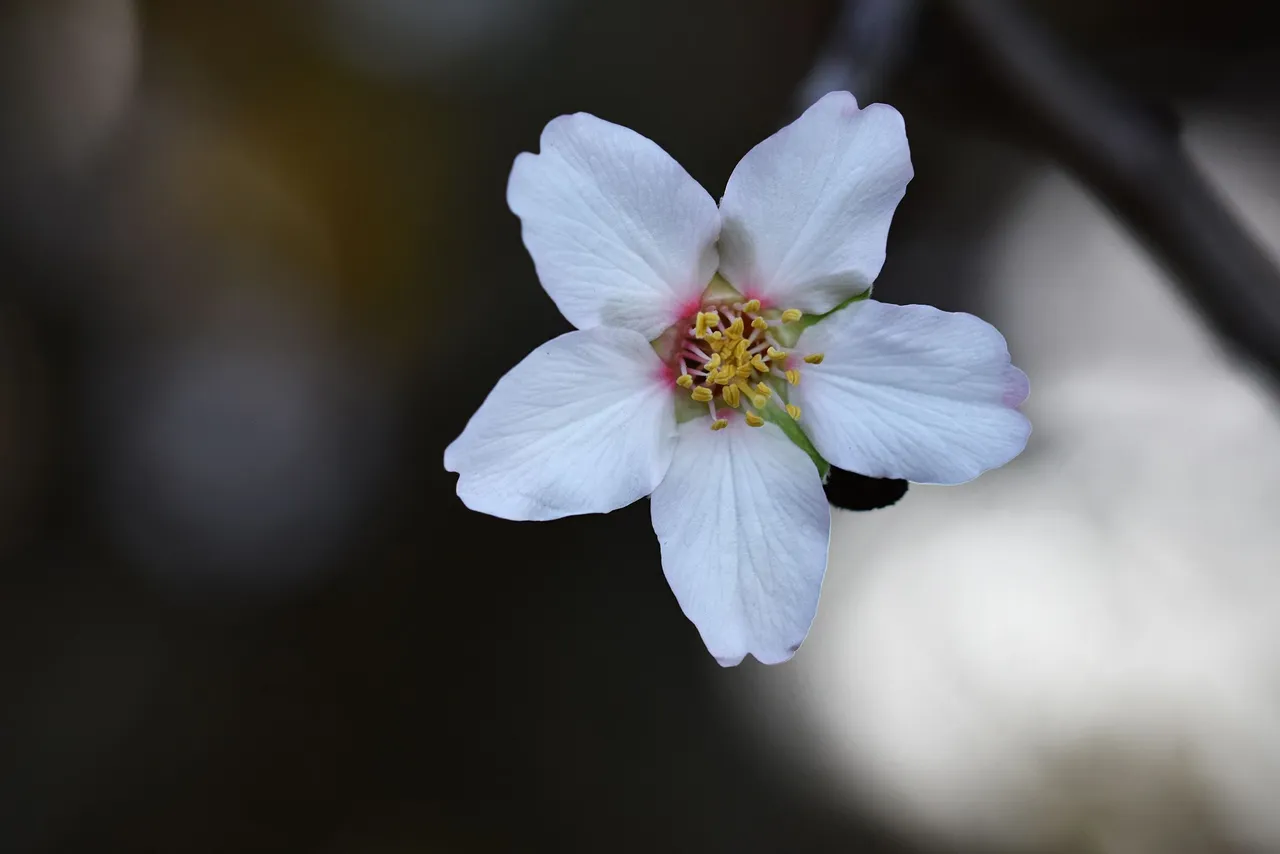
[679,299,815,434]
[693,312,710,339]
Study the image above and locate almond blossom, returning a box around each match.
[445,92,1030,665]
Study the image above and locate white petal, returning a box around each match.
[650,418,831,666]
[507,112,721,338]
[718,91,912,313]
[793,300,1031,485]
[445,328,676,521]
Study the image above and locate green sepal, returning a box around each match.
[760,404,830,481]
[701,273,743,303]
[770,287,872,348]
[673,393,708,424]
[762,289,872,478]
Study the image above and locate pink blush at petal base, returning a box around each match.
[674,296,704,323]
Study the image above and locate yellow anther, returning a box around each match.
[691,386,713,403]
[710,418,729,431]
[766,346,786,360]
[785,369,800,385]
[676,374,694,389]
[707,330,723,343]
[713,366,736,385]
[751,395,767,409]
[742,299,761,313]
[781,308,803,323]
[735,364,753,379]
[755,382,773,398]
[704,312,720,328]
[703,352,722,371]
[803,353,825,364]
[745,412,765,428]
[751,354,770,373]
[693,312,709,339]
[734,339,749,360]
[751,316,769,330]
[727,317,744,337]
[722,384,740,408]
[786,404,801,421]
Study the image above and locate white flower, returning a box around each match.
[444,91,1031,666]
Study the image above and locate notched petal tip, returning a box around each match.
[516,111,611,158]
[709,635,806,667]
[751,642,805,667]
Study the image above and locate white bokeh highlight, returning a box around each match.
[748,114,1280,854]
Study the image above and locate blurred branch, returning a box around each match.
[938,0,1280,383]
[799,0,921,108]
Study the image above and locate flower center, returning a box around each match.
[671,298,823,431]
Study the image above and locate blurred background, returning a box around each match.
[2,0,1279,851]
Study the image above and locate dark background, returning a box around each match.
[2,1,1278,852]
